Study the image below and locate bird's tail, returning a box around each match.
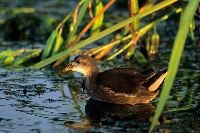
[143,69,168,91]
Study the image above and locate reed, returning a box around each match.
[148,0,199,132]
[31,0,179,69]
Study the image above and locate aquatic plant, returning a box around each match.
[33,0,183,68]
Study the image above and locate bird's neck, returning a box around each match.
[85,67,99,90]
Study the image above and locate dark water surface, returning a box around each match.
[0,68,74,133]
[0,0,200,133]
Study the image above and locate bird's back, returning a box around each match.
[96,68,157,95]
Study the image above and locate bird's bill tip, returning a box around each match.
[63,65,73,72]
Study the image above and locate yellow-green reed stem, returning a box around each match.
[56,12,73,31]
[14,50,42,66]
[31,0,178,69]
[90,8,182,57]
[178,73,200,80]
[149,0,199,132]
[90,0,104,36]
[107,40,133,60]
[140,7,182,37]
[89,35,132,56]
[55,1,86,31]
[0,8,35,14]
[66,0,90,45]
[133,0,139,31]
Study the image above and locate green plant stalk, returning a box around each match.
[91,7,182,57]
[125,0,139,59]
[178,73,200,80]
[148,0,199,132]
[51,10,73,57]
[66,0,90,45]
[134,51,148,66]
[186,86,195,108]
[125,45,134,59]
[150,26,160,54]
[51,26,64,56]
[31,0,178,69]
[0,8,35,14]
[56,11,73,30]
[90,0,104,36]
[133,0,139,31]
[164,102,197,113]
[14,50,42,65]
[66,0,85,24]
[3,49,26,66]
[13,8,35,14]
[4,56,14,66]
[107,40,133,60]
[90,35,132,56]
[41,30,58,60]
[140,7,182,37]
[12,49,26,56]
[138,0,157,13]
[0,50,13,60]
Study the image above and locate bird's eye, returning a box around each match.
[76,60,81,63]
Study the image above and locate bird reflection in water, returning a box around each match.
[65,99,161,132]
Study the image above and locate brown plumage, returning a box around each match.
[63,55,167,105]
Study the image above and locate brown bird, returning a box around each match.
[63,55,167,105]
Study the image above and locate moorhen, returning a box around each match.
[63,55,167,105]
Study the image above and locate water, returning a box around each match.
[0,0,200,133]
[0,58,199,132]
[0,69,71,132]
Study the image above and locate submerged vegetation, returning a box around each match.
[0,0,200,132]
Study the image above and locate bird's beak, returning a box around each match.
[63,64,73,72]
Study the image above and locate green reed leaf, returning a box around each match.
[41,30,58,60]
[90,0,104,36]
[149,0,199,132]
[67,0,90,44]
[31,0,178,69]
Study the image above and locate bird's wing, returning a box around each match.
[97,68,149,95]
